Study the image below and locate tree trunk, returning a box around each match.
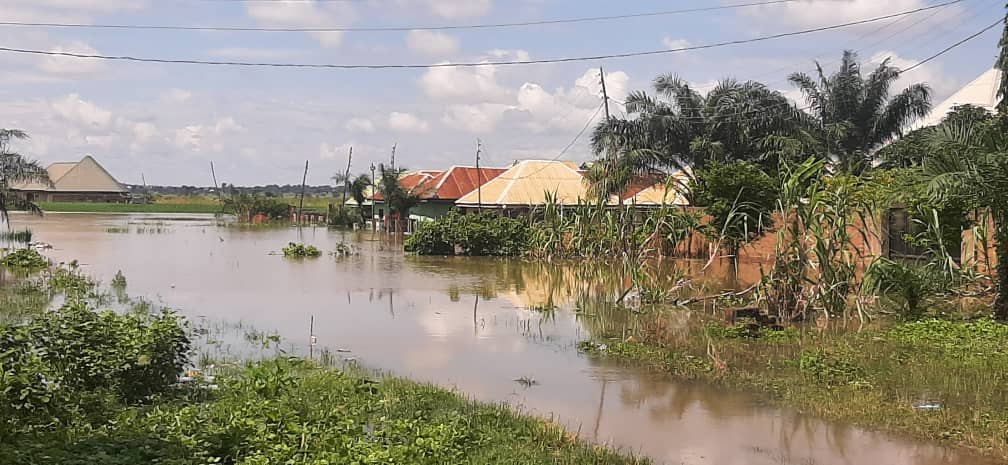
[995,211,1008,320]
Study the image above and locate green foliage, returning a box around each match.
[0,302,190,437]
[690,161,777,255]
[797,349,869,388]
[4,358,648,465]
[405,210,529,256]
[223,191,290,222]
[789,50,932,173]
[282,242,321,258]
[0,248,49,270]
[886,318,1008,359]
[0,129,50,224]
[328,205,362,227]
[863,257,950,319]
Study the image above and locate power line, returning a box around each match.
[900,17,1002,72]
[507,103,606,180]
[0,1,966,70]
[0,1,801,33]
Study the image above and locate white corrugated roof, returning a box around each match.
[913,69,1001,129]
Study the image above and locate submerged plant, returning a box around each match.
[0,248,49,270]
[0,228,32,244]
[282,242,321,258]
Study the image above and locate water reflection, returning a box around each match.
[1,212,994,465]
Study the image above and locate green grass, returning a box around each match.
[39,202,224,214]
[6,360,649,465]
[580,312,1008,461]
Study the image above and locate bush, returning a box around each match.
[0,248,49,270]
[690,161,778,255]
[282,242,321,257]
[405,210,529,256]
[0,302,190,436]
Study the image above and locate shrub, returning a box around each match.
[0,301,190,436]
[0,248,49,270]
[405,210,529,256]
[282,242,321,257]
[690,161,778,256]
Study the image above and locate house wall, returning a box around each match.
[962,212,998,276]
[410,202,454,221]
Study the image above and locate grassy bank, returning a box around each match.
[39,201,224,214]
[0,259,647,465]
[580,312,1008,460]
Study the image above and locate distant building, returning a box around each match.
[11,155,128,202]
[370,166,507,225]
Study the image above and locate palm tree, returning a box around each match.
[998,2,1008,112]
[589,75,806,197]
[349,174,371,220]
[0,129,49,226]
[925,115,1008,318]
[377,164,420,232]
[789,50,932,174]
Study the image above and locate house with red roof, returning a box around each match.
[369,166,506,227]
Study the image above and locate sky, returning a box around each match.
[0,0,1002,186]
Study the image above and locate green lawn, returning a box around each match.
[39,202,224,214]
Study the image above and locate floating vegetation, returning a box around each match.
[514,376,539,387]
[282,242,321,258]
[330,241,359,257]
[0,248,49,270]
[105,221,173,234]
[0,228,32,244]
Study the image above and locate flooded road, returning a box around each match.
[6,212,994,465]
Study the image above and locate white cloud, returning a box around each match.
[868,50,958,101]
[442,103,512,133]
[662,37,691,50]
[39,41,105,76]
[741,0,960,30]
[344,117,376,133]
[174,117,245,153]
[419,65,510,102]
[319,142,352,160]
[388,112,430,133]
[51,93,113,128]
[406,30,461,57]
[245,1,357,48]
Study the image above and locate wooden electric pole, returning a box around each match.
[209,161,223,212]
[341,146,353,207]
[599,67,611,121]
[475,138,482,213]
[298,160,309,224]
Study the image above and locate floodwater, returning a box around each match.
[4,212,996,465]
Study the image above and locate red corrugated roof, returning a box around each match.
[370,170,442,201]
[417,166,507,200]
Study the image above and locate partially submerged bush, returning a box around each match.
[0,301,190,436]
[0,248,49,270]
[282,242,321,257]
[405,210,529,256]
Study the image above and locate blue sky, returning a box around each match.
[0,0,1001,185]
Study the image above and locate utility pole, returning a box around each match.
[390,143,397,172]
[341,146,353,207]
[599,67,611,122]
[209,161,223,213]
[298,160,309,224]
[370,162,377,231]
[475,138,482,213]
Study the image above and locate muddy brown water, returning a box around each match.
[4,213,996,465]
